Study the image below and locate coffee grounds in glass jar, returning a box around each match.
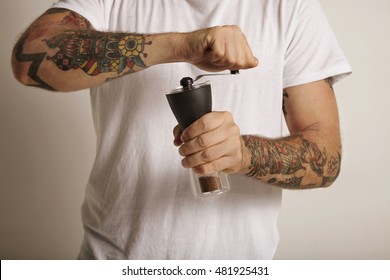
[199,176,222,193]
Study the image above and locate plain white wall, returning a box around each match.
[1,0,389,260]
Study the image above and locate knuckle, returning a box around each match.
[198,117,209,131]
[180,131,190,142]
[235,60,246,69]
[196,135,209,149]
[225,59,237,67]
[211,160,222,172]
[212,49,225,60]
[213,25,224,33]
[231,25,241,32]
[222,111,232,119]
[201,149,213,162]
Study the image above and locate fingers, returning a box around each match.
[185,25,259,72]
[180,112,226,142]
[173,111,244,174]
[178,127,228,157]
[181,136,242,172]
[193,155,242,175]
[207,26,258,70]
[173,125,182,146]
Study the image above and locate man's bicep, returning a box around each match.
[283,79,340,135]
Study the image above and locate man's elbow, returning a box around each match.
[12,58,31,86]
[302,161,341,189]
[11,41,58,91]
[320,162,341,188]
[11,56,58,91]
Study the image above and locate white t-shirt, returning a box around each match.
[51,0,351,259]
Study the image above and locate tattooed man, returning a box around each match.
[12,0,351,259]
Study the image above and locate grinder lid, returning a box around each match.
[167,78,210,95]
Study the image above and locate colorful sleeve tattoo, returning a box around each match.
[14,8,151,90]
[43,31,151,76]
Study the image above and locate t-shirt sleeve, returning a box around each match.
[283,0,352,88]
[50,0,106,31]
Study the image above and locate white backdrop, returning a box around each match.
[1,0,389,259]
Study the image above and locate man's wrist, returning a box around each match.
[238,136,252,175]
[146,32,188,65]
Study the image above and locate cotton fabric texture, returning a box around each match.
[51,0,351,259]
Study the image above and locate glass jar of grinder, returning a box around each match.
[166,71,238,197]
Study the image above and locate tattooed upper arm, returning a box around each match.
[282,79,339,134]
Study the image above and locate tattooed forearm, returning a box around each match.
[13,8,152,90]
[242,135,341,189]
[44,31,151,76]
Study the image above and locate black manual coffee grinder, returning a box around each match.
[166,70,239,197]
